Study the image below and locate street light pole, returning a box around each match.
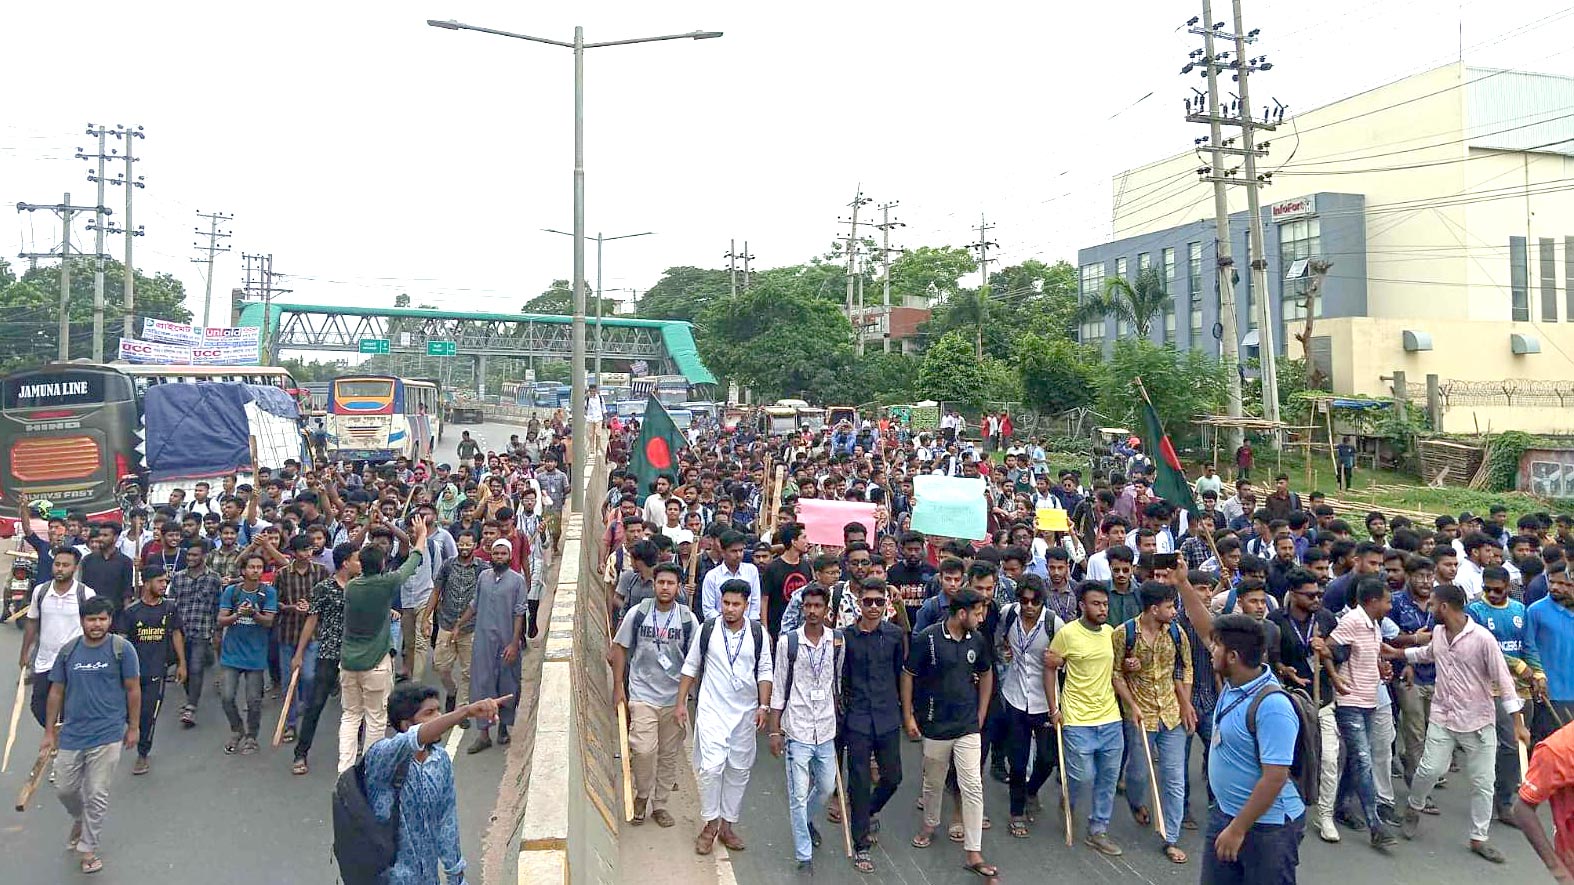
[543,227,655,382]
[428,18,718,512]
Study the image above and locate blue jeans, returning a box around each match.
[785,738,838,862]
[1200,806,1304,885]
[1334,706,1382,829]
[1124,722,1187,845]
[280,640,318,728]
[1063,721,1124,836]
[1187,707,1216,817]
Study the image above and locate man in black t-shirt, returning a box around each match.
[901,588,998,880]
[116,567,186,775]
[760,523,814,637]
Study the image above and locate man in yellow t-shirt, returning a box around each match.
[1046,581,1126,857]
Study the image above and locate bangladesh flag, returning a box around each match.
[1138,393,1200,517]
[632,395,685,495]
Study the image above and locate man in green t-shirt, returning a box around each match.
[334,514,427,773]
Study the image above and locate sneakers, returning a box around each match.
[650,808,676,828]
[1084,833,1123,856]
[1335,807,1367,831]
[1317,814,1341,843]
[1378,803,1403,828]
[131,756,150,776]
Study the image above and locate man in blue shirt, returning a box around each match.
[43,596,140,875]
[1201,612,1306,883]
[1525,559,1574,743]
[217,553,278,755]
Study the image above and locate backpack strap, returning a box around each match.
[1224,585,1238,614]
[830,584,845,627]
[695,618,717,686]
[1169,621,1186,682]
[782,631,801,709]
[1124,619,1137,656]
[1244,682,1285,740]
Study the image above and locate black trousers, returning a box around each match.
[29,670,50,728]
[137,676,165,757]
[1003,701,1056,816]
[295,657,341,762]
[845,727,904,852]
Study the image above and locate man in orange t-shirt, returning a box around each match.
[1513,720,1574,881]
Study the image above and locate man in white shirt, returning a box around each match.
[1193,465,1225,500]
[767,585,841,873]
[1456,532,1494,601]
[643,475,677,528]
[18,548,95,727]
[701,532,763,623]
[676,580,773,856]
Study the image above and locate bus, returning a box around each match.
[631,375,690,408]
[0,361,298,517]
[325,375,442,462]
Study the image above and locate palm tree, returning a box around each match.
[1072,266,1173,340]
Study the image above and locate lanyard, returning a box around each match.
[1289,614,1316,649]
[1213,675,1267,732]
[1014,615,1045,662]
[652,605,675,647]
[804,635,829,684]
[722,623,746,676]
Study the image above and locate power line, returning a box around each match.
[192,211,235,328]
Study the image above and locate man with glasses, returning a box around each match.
[1270,568,1342,842]
[997,575,1062,837]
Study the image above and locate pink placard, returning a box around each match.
[795,499,877,547]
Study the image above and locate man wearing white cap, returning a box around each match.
[465,539,528,754]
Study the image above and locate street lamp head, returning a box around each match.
[691,31,723,39]
[426,19,461,29]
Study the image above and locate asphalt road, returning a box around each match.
[721,729,1549,885]
[0,422,537,884]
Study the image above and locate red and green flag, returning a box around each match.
[1135,379,1199,516]
[632,395,685,494]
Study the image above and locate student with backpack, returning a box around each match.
[1110,581,1196,864]
[336,683,505,885]
[611,562,699,829]
[767,583,842,874]
[18,547,94,729]
[675,579,773,856]
[41,595,139,875]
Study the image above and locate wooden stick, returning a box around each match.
[1,670,24,772]
[1311,655,1322,708]
[1520,738,1531,780]
[15,743,50,811]
[835,757,854,857]
[1050,676,1073,847]
[271,668,301,748]
[1138,724,1169,842]
[618,702,635,822]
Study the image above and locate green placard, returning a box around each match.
[427,340,456,357]
[359,338,390,355]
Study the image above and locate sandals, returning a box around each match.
[948,824,966,842]
[80,854,104,874]
[1008,817,1030,838]
[1164,845,1188,864]
[291,759,309,776]
[1131,805,1151,826]
[851,850,875,874]
[827,803,843,824]
[695,824,718,855]
[180,707,196,728]
[224,733,241,755]
[962,861,999,878]
[631,797,648,826]
[911,829,935,849]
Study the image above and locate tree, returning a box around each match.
[922,259,1080,361]
[917,330,992,410]
[523,279,619,317]
[0,258,190,370]
[1097,340,1228,444]
[695,276,855,401]
[1015,333,1098,414]
[278,357,350,382]
[1073,266,1172,340]
[887,246,976,305]
[816,351,922,406]
[636,266,732,321]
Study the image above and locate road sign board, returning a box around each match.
[524,369,537,383]
[427,340,456,357]
[359,338,390,355]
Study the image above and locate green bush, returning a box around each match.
[1487,430,1534,493]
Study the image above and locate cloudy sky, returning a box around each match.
[4,0,1573,324]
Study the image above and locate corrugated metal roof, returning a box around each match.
[1466,67,1574,156]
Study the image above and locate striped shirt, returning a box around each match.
[1330,605,1385,709]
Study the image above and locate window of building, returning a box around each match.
[1163,308,1176,344]
[1188,242,1203,345]
[1280,218,1322,337]
[1138,253,1151,274]
[1542,237,1558,322]
[1511,237,1529,322]
[1079,262,1105,343]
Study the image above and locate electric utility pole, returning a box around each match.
[839,189,871,355]
[725,239,738,298]
[192,211,234,328]
[1185,1,1280,442]
[242,253,290,365]
[102,126,146,338]
[17,194,109,360]
[740,241,754,292]
[875,201,906,353]
[967,214,998,360]
[78,125,120,360]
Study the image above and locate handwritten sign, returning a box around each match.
[912,474,987,541]
[1036,508,1071,532]
[796,499,876,547]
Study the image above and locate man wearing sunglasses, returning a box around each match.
[840,577,907,874]
[1269,568,1343,843]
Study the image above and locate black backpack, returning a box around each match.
[331,745,411,885]
[1245,681,1322,808]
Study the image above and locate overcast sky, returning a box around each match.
[4,0,1573,326]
